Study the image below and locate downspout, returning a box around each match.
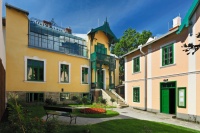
[138,44,147,111]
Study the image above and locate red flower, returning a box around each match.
[80,108,106,114]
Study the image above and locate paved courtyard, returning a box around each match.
[43,107,200,131]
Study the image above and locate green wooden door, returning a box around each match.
[97,70,104,89]
[161,89,169,114]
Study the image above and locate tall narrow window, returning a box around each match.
[162,44,174,66]
[133,56,140,73]
[60,64,69,83]
[27,59,44,81]
[82,67,88,84]
[133,87,140,102]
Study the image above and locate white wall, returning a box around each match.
[0,0,6,69]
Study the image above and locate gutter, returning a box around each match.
[138,44,147,111]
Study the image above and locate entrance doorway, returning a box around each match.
[97,69,105,89]
[160,81,176,114]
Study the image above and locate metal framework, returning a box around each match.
[91,52,116,89]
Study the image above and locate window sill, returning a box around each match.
[59,82,70,84]
[81,83,89,85]
[133,101,140,104]
[24,80,46,83]
[132,71,141,75]
[160,63,176,68]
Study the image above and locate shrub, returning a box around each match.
[2,93,61,133]
[71,95,78,101]
[81,96,91,105]
[45,98,53,105]
[45,98,57,105]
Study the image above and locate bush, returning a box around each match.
[2,93,61,133]
[71,95,78,101]
[45,98,57,105]
[45,98,53,105]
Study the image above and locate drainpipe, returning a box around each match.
[138,44,147,111]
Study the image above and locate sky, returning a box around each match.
[2,0,194,38]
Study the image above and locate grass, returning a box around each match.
[23,104,46,118]
[24,104,119,118]
[3,104,200,133]
[60,119,200,133]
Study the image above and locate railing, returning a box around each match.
[109,84,115,89]
[29,41,88,58]
[101,89,118,106]
[111,89,127,104]
[91,52,116,67]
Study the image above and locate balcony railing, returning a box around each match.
[28,34,88,58]
[91,52,116,68]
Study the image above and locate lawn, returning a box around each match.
[12,104,200,133]
[59,119,199,133]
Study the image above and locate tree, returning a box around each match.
[113,28,152,83]
[182,32,200,55]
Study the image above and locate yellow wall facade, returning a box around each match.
[6,6,90,95]
[89,31,120,89]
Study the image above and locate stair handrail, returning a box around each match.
[101,89,118,106]
[110,89,127,104]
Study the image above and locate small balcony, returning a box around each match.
[91,52,116,70]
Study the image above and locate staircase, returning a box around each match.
[104,90,129,108]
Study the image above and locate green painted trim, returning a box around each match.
[178,87,186,108]
[177,0,200,34]
[27,59,44,81]
[88,20,118,43]
[162,44,174,66]
[133,56,140,73]
[160,81,177,114]
[133,87,140,102]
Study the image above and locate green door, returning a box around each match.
[161,89,169,114]
[97,70,104,89]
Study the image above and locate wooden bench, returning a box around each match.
[43,106,77,124]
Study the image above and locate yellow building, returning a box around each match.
[5,4,119,103]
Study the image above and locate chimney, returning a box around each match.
[169,16,181,31]
[66,27,72,34]
[173,16,181,28]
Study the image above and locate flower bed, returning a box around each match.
[80,108,106,114]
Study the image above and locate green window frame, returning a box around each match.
[178,87,186,108]
[82,67,89,84]
[162,44,174,66]
[133,56,140,73]
[60,64,69,83]
[27,59,44,81]
[133,87,140,102]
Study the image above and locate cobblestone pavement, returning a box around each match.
[43,107,200,131]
